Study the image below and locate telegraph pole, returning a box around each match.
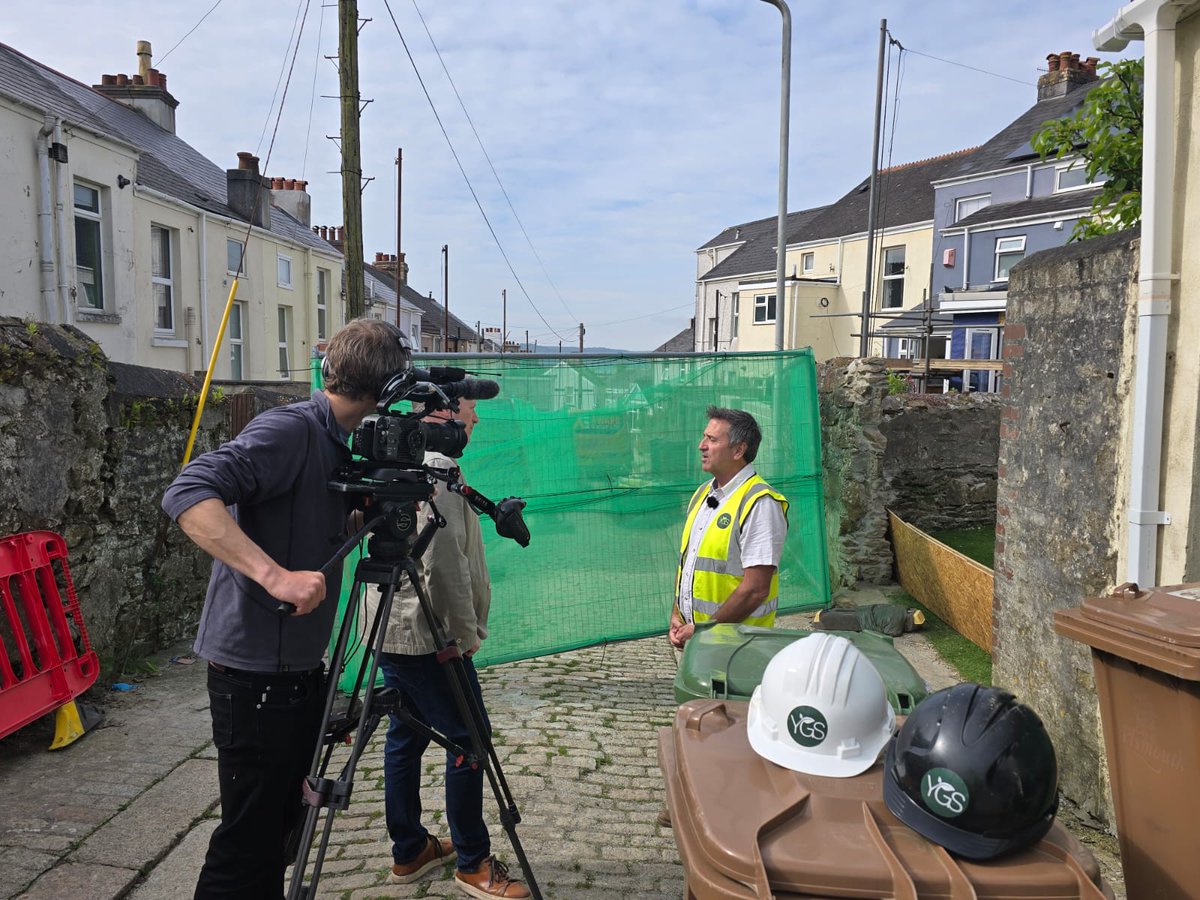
[501,289,507,354]
[578,322,585,352]
[394,147,403,327]
[339,0,365,318]
[442,244,449,351]
[859,18,887,358]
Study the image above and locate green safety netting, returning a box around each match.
[317,351,829,674]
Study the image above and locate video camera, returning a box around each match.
[330,362,529,548]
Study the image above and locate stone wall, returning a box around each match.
[992,230,1138,827]
[819,359,1001,588]
[0,318,307,677]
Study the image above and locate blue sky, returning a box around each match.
[5,1,1130,350]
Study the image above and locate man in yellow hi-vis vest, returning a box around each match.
[669,406,789,650]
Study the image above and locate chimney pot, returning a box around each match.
[321,226,329,240]
[271,177,283,189]
[284,178,296,190]
[297,180,307,191]
[146,68,160,87]
[159,72,167,91]
[132,74,144,86]
[375,252,384,262]
[116,73,129,86]
[312,225,319,234]
[101,73,116,85]
[237,151,255,171]
[1046,53,1060,72]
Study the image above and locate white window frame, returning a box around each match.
[74,182,105,310]
[880,246,905,310]
[229,301,246,379]
[955,193,992,222]
[963,326,1002,393]
[731,292,740,337]
[227,238,245,276]
[316,267,330,340]
[277,254,294,290]
[1054,161,1104,193]
[151,224,177,334]
[994,236,1027,282]
[753,294,776,325]
[277,304,293,379]
[801,252,814,274]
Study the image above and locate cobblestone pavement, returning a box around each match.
[0,601,1127,899]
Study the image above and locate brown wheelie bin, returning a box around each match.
[658,699,1113,899]
[1056,582,1200,900]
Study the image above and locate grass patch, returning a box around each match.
[929,527,996,569]
[891,589,992,685]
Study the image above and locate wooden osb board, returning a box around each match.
[888,511,994,652]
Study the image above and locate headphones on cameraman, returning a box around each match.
[321,320,412,400]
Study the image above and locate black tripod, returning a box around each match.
[285,479,541,900]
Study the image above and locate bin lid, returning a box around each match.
[673,623,928,715]
[1055,583,1200,680]
[663,699,1111,899]
[1081,582,1200,647]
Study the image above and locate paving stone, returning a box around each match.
[126,818,216,900]
[16,862,136,900]
[72,758,218,869]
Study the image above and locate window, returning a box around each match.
[731,292,740,337]
[316,268,330,340]
[227,238,245,275]
[801,252,814,274]
[277,254,293,289]
[955,193,991,222]
[277,305,293,379]
[74,183,104,309]
[994,236,1026,281]
[229,301,245,380]
[1055,162,1104,192]
[753,294,776,324]
[881,246,905,309]
[151,225,176,333]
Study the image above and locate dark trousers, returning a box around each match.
[380,651,492,872]
[195,663,324,900]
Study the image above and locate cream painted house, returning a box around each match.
[695,150,976,361]
[0,41,344,381]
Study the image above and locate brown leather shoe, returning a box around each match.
[388,835,454,884]
[455,855,531,898]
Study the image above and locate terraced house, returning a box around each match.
[0,41,344,381]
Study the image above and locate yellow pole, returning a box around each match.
[181,276,239,467]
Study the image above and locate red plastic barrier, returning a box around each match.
[0,531,99,740]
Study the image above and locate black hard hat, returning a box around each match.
[883,683,1058,860]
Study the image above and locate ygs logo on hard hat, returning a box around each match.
[921,767,970,818]
[786,705,828,747]
[716,513,732,529]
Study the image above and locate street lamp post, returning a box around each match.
[759,0,791,352]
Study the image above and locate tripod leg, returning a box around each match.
[402,561,544,900]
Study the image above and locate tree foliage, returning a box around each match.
[1031,58,1143,241]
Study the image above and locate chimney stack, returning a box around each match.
[1037,49,1100,101]
[373,251,410,286]
[93,40,179,133]
[226,152,272,229]
[270,176,312,227]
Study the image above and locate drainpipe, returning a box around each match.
[1093,0,1193,587]
[36,117,58,323]
[962,227,971,290]
[198,211,210,369]
[1025,163,1034,200]
[51,119,73,325]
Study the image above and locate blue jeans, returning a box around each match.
[380,652,492,871]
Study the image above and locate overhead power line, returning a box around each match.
[157,0,227,66]
[380,0,570,344]
[903,46,1035,86]
[408,0,579,324]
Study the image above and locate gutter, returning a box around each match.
[1093,0,1200,587]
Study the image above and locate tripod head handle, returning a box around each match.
[275,512,389,616]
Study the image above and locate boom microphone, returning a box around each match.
[410,365,468,382]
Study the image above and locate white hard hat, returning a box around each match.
[747,632,896,778]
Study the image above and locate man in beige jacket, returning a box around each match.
[365,399,529,899]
